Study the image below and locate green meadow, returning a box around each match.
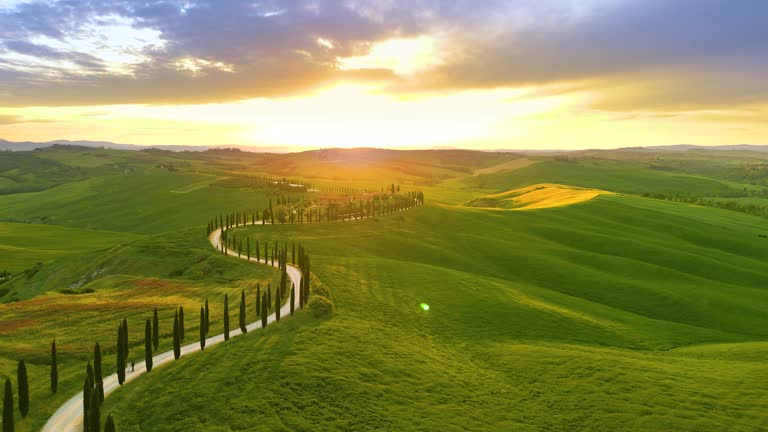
[1,146,768,431]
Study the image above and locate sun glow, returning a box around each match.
[3,83,765,150]
[338,36,448,75]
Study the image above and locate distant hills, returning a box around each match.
[618,144,768,153]
[0,139,303,153]
[2,138,768,154]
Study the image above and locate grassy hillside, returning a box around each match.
[468,158,747,197]
[2,147,768,431]
[0,169,272,234]
[0,222,141,275]
[101,197,768,431]
[0,228,283,431]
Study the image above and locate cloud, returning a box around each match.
[416,0,768,110]
[0,114,53,124]
[0,0,766,110]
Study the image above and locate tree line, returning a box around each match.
[206,189,425,235]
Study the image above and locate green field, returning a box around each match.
[96,195,768,431]
[1,146,768,431]
[0,223,141,275]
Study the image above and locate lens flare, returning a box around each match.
[420,303,430,311]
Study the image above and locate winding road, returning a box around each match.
[42,223,302,432]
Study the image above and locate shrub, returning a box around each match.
[308,296,333,318]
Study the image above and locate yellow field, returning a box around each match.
[469,183,614,210]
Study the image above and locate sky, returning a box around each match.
[0,0,766,150]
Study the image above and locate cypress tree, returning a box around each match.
[3,379,13,432]
[116,324,125,385]
[179,306,185,341]
[144,320,153,372]
[239,290,247,334]
[204,299,210,335]
[173,310,181,360]
[267,284,271,310]
[121,318,128,365]
[199,306,206,350]
[104,414,115,432]
[275,290,281,322]
[290,283,295,316]
[261,293,268,328]
[50,339,58,394]
[255,284,261,317]
[299,276,304,308]
[86,362,94,397]
[83,378,91,432]
[223,294,230,341]
[17,360,28,418]
[152,307,159,350]
[256,240,260,262]
[247,239,251,260]
[94,343,104,402]
[89,385,101,432]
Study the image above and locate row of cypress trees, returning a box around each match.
[206,188,425,235]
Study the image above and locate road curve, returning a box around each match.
[42,223,302,432]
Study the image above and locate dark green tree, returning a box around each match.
[152,307,159,351]
[239,290,247,333]
[104,414,115,432]
[275,290,281,322]
[17,360,28,418]
[116,324,125,385]
[3,379,13,432]
[93,342,104,402]
[83,377,91,432]
[199,306,206,350]
[290,283,295,316]
[121,318,128,364]
[179,306,185,341]
[89,385,101,432]
[261,293,268,328]
[173,310,181,360]
[255,284,261,317]
[50,339,58,394]
[223,294,230,341]
[86,362,94,396]
[204,299,210,335]
[144,319,153,372]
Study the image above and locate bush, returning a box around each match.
[308,296,333,318]
[309,274,333,299]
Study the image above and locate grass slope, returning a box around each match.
[0,169,271,234]
[468,159,746,197]
[102,197,768,431]
[0,222,141,274]
[0,228,283,431]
